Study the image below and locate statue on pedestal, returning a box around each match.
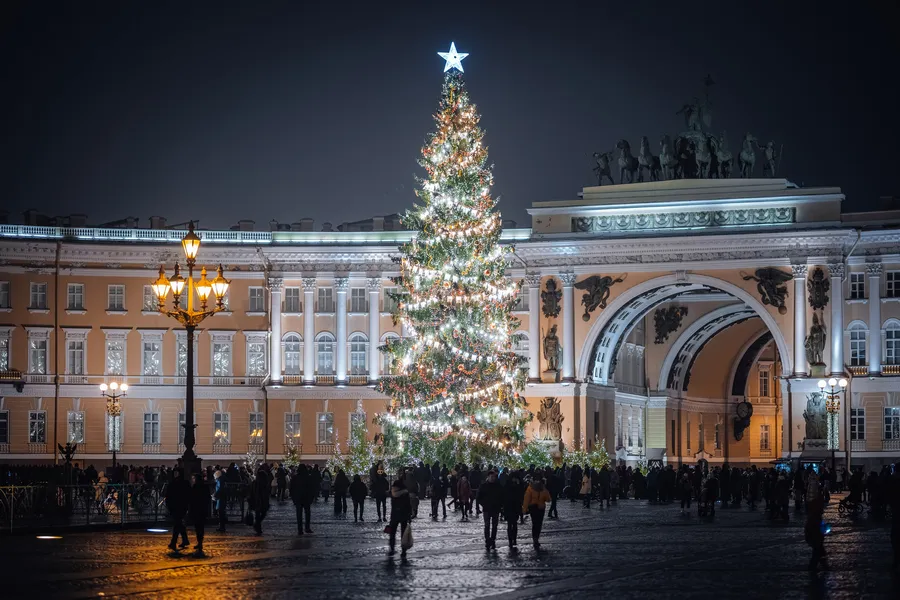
[805,312,827,368]
[803,392,828,441]
[542,325,561,372]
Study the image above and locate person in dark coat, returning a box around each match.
[430,474,448,519]
[250,468,271,535]
[189,473,210,555]
[371,469,389,522]
[213,469,227,532]
[165,468,191,551]
[310,465,322,503]
[502,472,525,551]
[290,464,314,534]
[388,475,412,557]
[477,470,503,550]
[349,474,368,522]
[333,469,350,516]
[275,464,288,501]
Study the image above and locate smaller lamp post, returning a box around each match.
[817,377,848,472]
[100,382,128,468]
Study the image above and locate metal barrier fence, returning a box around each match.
[0,482,249,532]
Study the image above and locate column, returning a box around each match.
[791,264,808,376]
[828,262,844,375]
[525,274,541,382]
[560,272,577,382]
[367,277,381,383]
[268,277,283,383]
[868,262,883,375]
[302,277,316,384]
[335,277,349,385]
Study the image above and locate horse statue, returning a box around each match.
[673,135,697,179]
[592,150,616,185]
[659,135,678,180]
[637,136,661,182]
[616,139,639,184]
[738,132,758,178]
[695,135,712,179]
[711,132,733,178]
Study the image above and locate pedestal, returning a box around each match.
[534,438,563,459]
[809,363,826,378]
[541,369,559,384]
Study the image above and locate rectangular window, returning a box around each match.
[0,281,9,309]
[214,412,230,444]
[249,412,264,442]
[383,287,398,314]
[106,340,125,375]
[248,287,265,313]
[29,339,47,374]
[887,272,900,299]
[67,411,85,444]
[107,414,122,451]
[213,343,232,376]
[285,412,301,442]
[760,424,770,451]
[67,283,84,310]
[0,411,8,444]
[177,338,188,377]
[178,413,186,444]
[350,288,367,312]
[143,285,156,311]
[850,272,865,300]
[317,288,334,313]
[884,407,900,441]
[107,284,125,311]
[851,408,865,441]
[758,369,770,397]
[284,287,301,313]
[284,336,301,375]
[143,341,161,376]
[247,342,266,376]
[317,412,334,444]
[850,330,867,367]
[143,413,160,444]
[66,341,85,375]
[886,329,900,366]
[29,411,46,443]
[0,336,10,371]
[30,282,47,309]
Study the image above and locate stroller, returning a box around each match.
[837,494,865,518]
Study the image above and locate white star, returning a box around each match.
[437,42,468,73]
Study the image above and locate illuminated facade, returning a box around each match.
[1,178,898,469]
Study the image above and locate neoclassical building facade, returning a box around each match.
[1,178,899,469]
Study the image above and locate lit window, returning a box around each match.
[107,285,125,311]
[67,411,85,444]
[349,333,368,375]
[885,323,900,366]
[142,285,156,311]
[29,338,48,374]
[758,369,770,397]
[317,412,334,444]
[213,343,232,377]
[106,339,125,376]
[247,342,266,377]
[214,413,230,444]
[249,412,264,443]
[316,333,335,375]
[760,424,770,451]
[285,412,301,442]
[143,341,162,376]
[283,334,302,375]
[29,411,47,443]
[849,323,867,367]
[107,413,122,451]
[884,407,900,441]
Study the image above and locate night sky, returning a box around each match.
[2,1,898,230]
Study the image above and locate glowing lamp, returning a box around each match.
[828,378,837,388]
[120,383,129,392]
[169,264,186,296]
[195,267,212,304]
[211,264,230,302]
[839,378,848,388]
[817,380,827,389]
[151,266,171,303]
[181,222,201,263]
[99,383,108,392]
[109,381,118,391]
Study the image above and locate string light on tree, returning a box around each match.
[376,44,532,452]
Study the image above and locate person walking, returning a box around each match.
[805,483,828,571]
[189,473,210,556]
[165,468,191,551]
[350,474,368,522]
[404,467,420,519]
[503,472,525,551]
[580,469,592,508]
[213,469,227,532]
[457,475,472,522]
[430,473,447,519]
[371,468,389,522]
[290,464,314,534]
[679,471,692,515]
[388,474,412,557]
[275,464,288,502]
[250,468,271,535]
[477,470,503,550]
[333,469,350,517]
[320,468,332,503]
[522,477,551,550]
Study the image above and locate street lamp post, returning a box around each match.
[817,377,848,473]
[151,222,230,477]
[99,382,128,469]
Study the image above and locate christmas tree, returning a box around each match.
[378,44,531,453]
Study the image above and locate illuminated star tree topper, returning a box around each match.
[437,42,468,72]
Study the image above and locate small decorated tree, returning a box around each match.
[282,441,301,470]
[517,441,554,470]
[588,438,611,470]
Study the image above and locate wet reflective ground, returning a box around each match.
[2,495,897,599]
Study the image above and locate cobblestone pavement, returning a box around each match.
[1,495,897,599]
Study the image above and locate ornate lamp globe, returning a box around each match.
[181,222,201,263]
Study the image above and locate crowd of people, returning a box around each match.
[4,459,900,567]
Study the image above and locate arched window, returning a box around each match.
[349,333,368,375]
[381,333,400,375]
[885,320,900,366]
[282,333,302,375]
[511,332,529,357]
[848,321,867,367]
[316,332,335,375]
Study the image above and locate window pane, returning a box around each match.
[143,342,161,375]
[248,342,266,376]
[106,341,124,375]
[0,338,8,372]
[213,343,232,376]
[30,340,47,374]
[317,413,334,443]
[214,413,230,443]
[0,282,9,309]
[0,412,8,444]
[29,411,46,443]
[177,339,188,376]
[68,411,85,443]
[250,413,264,442]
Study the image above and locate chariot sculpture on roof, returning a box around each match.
[593,75,781,184]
